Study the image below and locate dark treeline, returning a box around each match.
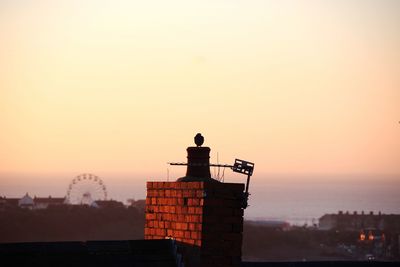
[0,206,145,243]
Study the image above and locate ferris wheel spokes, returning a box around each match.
[66,173,108,205]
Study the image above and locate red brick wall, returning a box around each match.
[145,181,244,267]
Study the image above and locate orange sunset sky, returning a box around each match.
[0,1,399,199]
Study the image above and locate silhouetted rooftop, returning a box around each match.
[1,240,398,267]
[242,261,399,267]
[0,239,182,267]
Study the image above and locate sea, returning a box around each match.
[245,175,400,225]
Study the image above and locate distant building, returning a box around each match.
[33,196,66,209]
[18,193,34,209]
[319,211,400,232]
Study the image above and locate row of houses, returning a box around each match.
[0,193,142,210]
[0,193,66,210]
[319,210,400,233]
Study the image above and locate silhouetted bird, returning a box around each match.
[194,133,204,147]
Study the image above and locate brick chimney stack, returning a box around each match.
[145,134,245,267]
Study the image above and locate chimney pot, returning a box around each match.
[177,134,216,182]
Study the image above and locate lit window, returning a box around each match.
[360,230,366,241]
[368,231,374,241]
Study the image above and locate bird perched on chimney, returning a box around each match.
[194,133,204,147]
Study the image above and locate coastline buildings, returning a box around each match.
[0,194,126,210]
[319,211,400,233]
[34,196,67,209]
[1,194,65,210]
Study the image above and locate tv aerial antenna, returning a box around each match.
[169,159,254,208]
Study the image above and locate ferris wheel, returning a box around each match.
[66,173,108,205]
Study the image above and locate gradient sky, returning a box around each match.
[1,0,399,201]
